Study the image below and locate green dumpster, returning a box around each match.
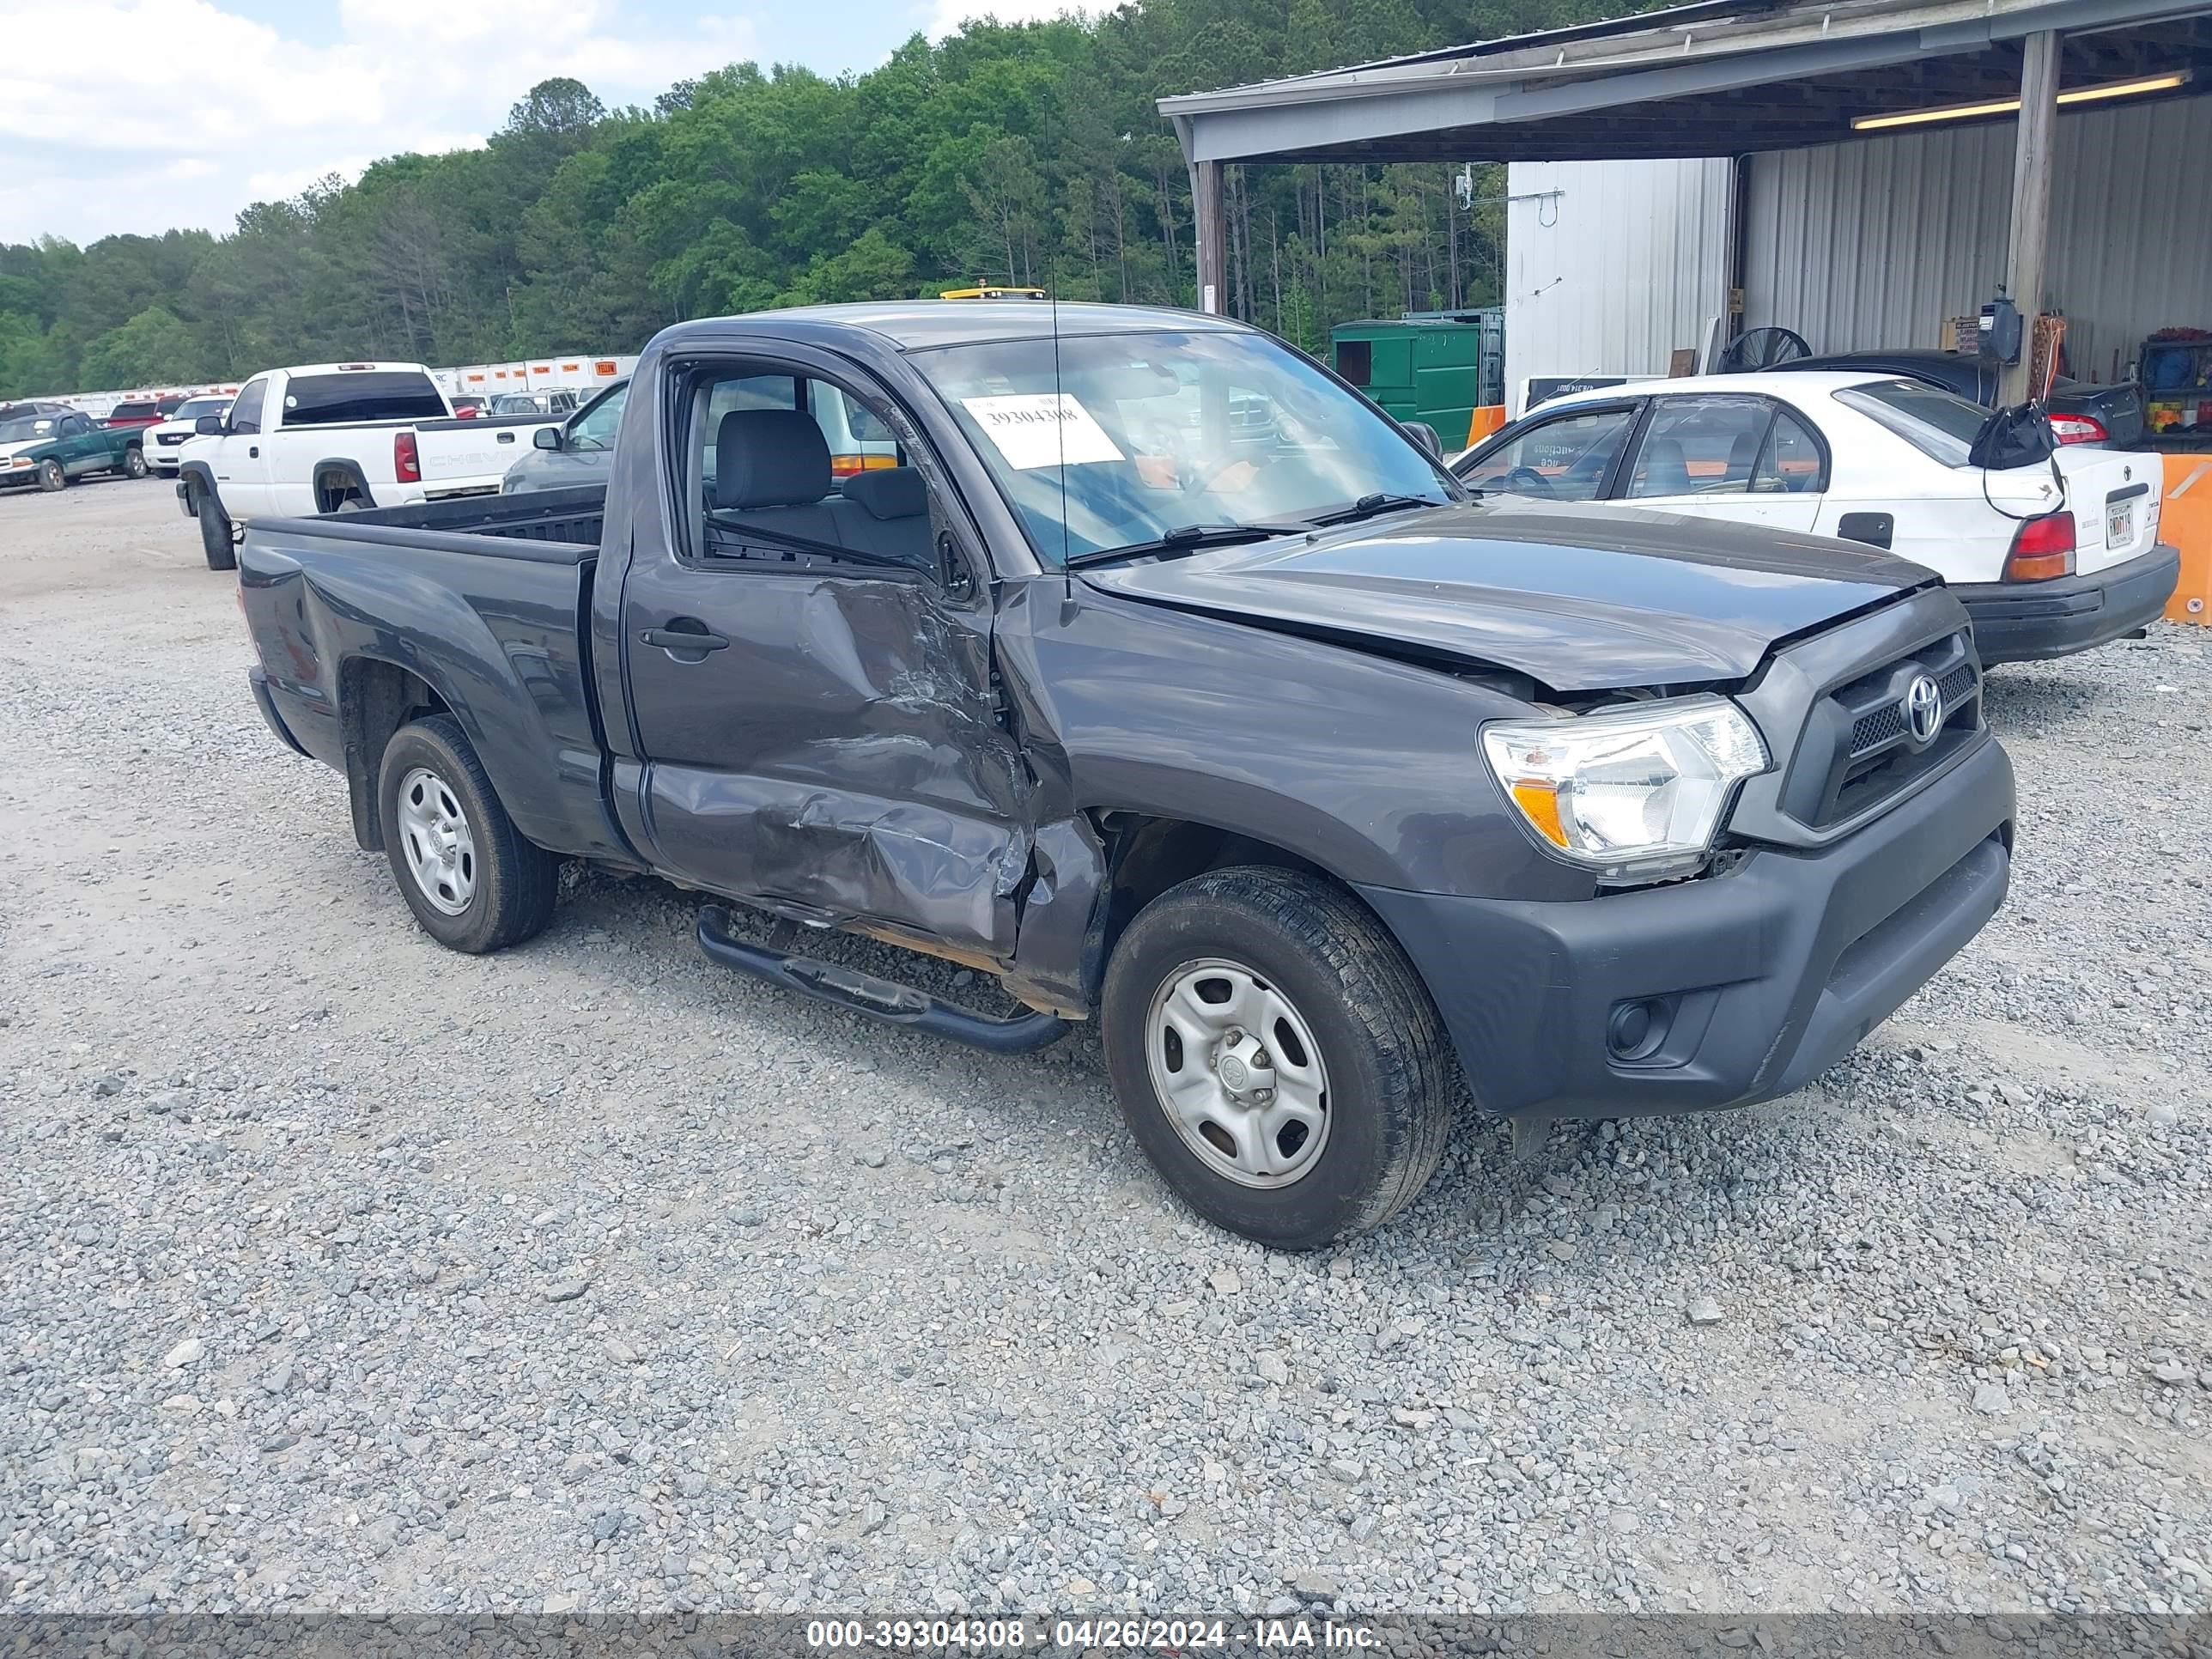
[1330,310,1505,449]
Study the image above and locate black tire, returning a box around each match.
[122,445,148,479]
[196,489,235,570]
[1101,866,1455,1249]
[36,458,64,492]
[376,714,558,954]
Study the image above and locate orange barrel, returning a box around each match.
[2160,454,2212,625]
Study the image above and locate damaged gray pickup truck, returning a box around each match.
[239,301,2014,1248]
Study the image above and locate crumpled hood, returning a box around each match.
[1076,498,1936,692]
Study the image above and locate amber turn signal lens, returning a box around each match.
[1509,780,1569,848]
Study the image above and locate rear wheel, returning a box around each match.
[377,715,558,954]
[122,446,148,479]
[36,458,64,492]
[195,489,235,570]
[1101,866,1455,1249]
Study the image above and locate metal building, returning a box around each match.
[1505,91,2210,410]
[1160,0,2212,411]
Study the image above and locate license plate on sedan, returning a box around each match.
[2107,500,2136,549]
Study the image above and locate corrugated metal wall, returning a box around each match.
[1503,158,1734,414]
[1744,93,2212,382]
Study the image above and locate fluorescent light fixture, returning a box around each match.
[1852,70,2191,131]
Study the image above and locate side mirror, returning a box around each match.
[533,426,562,451]
[1401,420,1443,459]
[195,415,224,434]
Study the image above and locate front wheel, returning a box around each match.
[36,458,64,492]
[195,489,235,570]
[377,715,558,954]
[1102,866,1455,1249]
[122,446,148,479]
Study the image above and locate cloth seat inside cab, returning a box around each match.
[714,408,933,571]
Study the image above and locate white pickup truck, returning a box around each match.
[173,362,562,569]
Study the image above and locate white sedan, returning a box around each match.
[1452,371,2179,665]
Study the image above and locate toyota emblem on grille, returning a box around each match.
[1904,673,1944,744]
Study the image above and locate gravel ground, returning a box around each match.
[2,480,2208,1622]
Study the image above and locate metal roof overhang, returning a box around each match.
[1160,0,2212,163]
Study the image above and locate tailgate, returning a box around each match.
[413,417,556,490]
[2054,447,2162,574]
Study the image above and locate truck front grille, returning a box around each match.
[1784,630,1983,830]
[1845,659,1974,757]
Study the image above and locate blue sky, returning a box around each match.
[0,0,1071,245]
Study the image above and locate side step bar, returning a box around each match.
[697,906,1069,1055]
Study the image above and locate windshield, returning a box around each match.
[174,397,227,421]
[910,328,1456,564]
[0,416,55,443]
[1833,379,1989,468]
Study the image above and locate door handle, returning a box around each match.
[248,446,259,459]
[497,431,515,444]
[641,627,729,653]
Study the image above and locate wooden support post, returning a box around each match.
[1193,159,1226,315]
[1999,30,2059,405]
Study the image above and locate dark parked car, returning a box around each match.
[237,301,2014,1249]
[501,378,626,494]
[1765,349,2144,447]
[0,407,149,489]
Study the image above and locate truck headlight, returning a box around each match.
[1482,695,1769,880]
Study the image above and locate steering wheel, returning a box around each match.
[1504,465,1557,499]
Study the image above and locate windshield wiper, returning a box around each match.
[1306,492,1448,528]
[1066,521,1309,569]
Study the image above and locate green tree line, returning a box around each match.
[0,0,1627,398]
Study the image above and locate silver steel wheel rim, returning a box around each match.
[1145,957,1331,1189]
[395,766,477,915]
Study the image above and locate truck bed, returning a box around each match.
[319,483,605,557]
[239,483,627,865]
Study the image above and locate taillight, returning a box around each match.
[829,453,896,478]
[395,430,421,483]
[2046,413,2108,445]
[2004,510,2076,580]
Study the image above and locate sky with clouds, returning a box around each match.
[0,0,1079,246]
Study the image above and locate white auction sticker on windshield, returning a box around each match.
[961,393,1124,470]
